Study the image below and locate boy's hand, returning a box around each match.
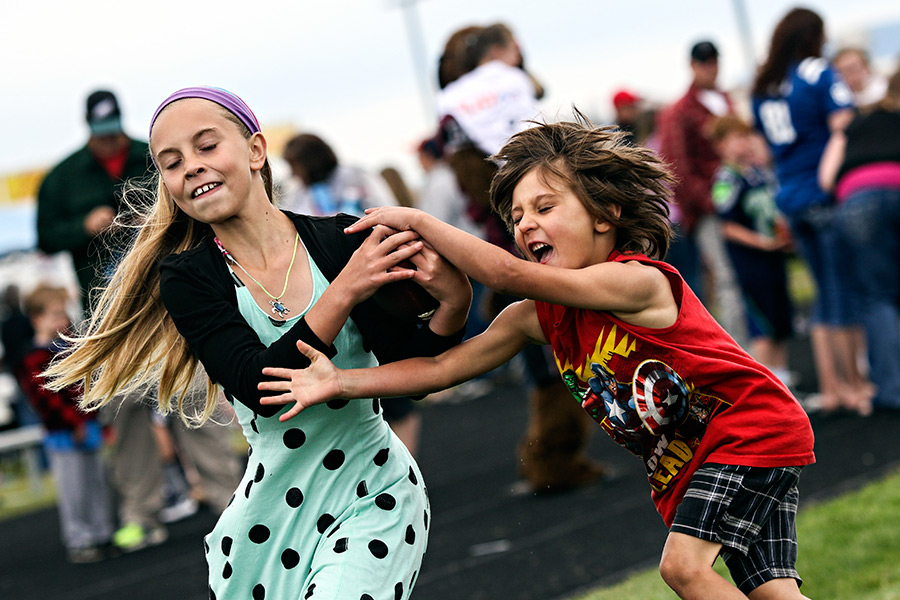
[345,207,424,235]
[334,224,423,304]
[259,340,345,422]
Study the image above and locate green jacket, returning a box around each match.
[36,138,151,307]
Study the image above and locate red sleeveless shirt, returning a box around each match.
[534,251,814,526]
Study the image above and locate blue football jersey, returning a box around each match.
[752,57,854,216]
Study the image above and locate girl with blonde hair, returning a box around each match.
[45,86,471,599]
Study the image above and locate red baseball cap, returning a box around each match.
[612,89,640,109]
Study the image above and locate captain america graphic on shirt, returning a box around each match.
[557,333,731,494]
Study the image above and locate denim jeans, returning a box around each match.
[836,187,900,408]
[788,204,859,326]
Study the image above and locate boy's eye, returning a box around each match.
[200,143,217,152]
[164,159,181,170]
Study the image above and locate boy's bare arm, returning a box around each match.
[721,221,789,252]
[347,208,675,321]
[259,300,543,421]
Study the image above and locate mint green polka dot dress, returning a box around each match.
[205,242,430,600]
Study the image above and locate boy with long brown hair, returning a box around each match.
[261,115,815,599]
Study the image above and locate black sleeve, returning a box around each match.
[159,245,336,418]
[300,213,466,364]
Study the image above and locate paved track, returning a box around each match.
[2,336,899,600]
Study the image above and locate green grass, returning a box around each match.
[575,467,900,600]
[0,468,56,520]
[787,254,817,308]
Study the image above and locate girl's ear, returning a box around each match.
[248,132,268,171]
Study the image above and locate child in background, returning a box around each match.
[261,116,816,599]
[709,116,795,388]
[17,284,116,563]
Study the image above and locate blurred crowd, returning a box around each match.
[1,5,898,567]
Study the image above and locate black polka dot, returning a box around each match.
[249,524,270,544]
[323,449,345,470]
[405,525,415,545]
[374,448,389,466]
[424,509,429,530]
[252,583,265,600]
[222,561,232,579]
[203,538,209,554]
[368,539,389,559]
[285,487,304,508]
[209,587,216,600]
[356,480,368,497]
[304,583,315,599]
[326,399,349,410]
[254,463,265,483]
[410,570,418,587]
[326,523,341,538]
[375,493,396,511]
[244,480,253,498]
[361,595,374,600]
[250,418,259,434]
[227,494,235,507]
[372,399,380,414]
[281,548,300,569]
[394,582,403,600]
[316,513,336,534]
[333,537,348,553]
[221,536,233,556]
[283,428,306,449]
[247,446,253,457]
[408,466,418,485]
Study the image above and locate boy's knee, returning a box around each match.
[659,550,697,591]
[659,533,721,593]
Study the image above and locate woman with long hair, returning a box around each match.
[751,7,872,415]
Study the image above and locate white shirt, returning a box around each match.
[436,60,540,156]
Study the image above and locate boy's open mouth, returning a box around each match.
[530,242,553,263]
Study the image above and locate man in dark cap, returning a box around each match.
[36,90,151,312]
[35,92,245,554]
[656,40,747,345]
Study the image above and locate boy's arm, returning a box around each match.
[720,221,789,252]
[259,299,542,422]
[346,208,674,320]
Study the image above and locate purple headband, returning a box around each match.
[149,86,261,142]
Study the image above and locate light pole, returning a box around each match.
[394,0,434,122]
[732,0,758,82]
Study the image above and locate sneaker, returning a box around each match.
[160,495,199,524]
[113,522,168,552]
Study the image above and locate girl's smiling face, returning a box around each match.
[510,167,614,269]
[150,98,265,223]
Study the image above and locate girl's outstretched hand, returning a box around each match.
[259,340,344,422]
[344,207,423,236]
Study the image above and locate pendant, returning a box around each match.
[270,299,290,319]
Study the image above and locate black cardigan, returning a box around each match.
[159,211,464,417]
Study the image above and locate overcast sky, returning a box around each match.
[3,0,899,185]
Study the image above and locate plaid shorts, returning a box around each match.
[669,463,803,594]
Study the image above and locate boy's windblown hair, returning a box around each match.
[489,110,675,260]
